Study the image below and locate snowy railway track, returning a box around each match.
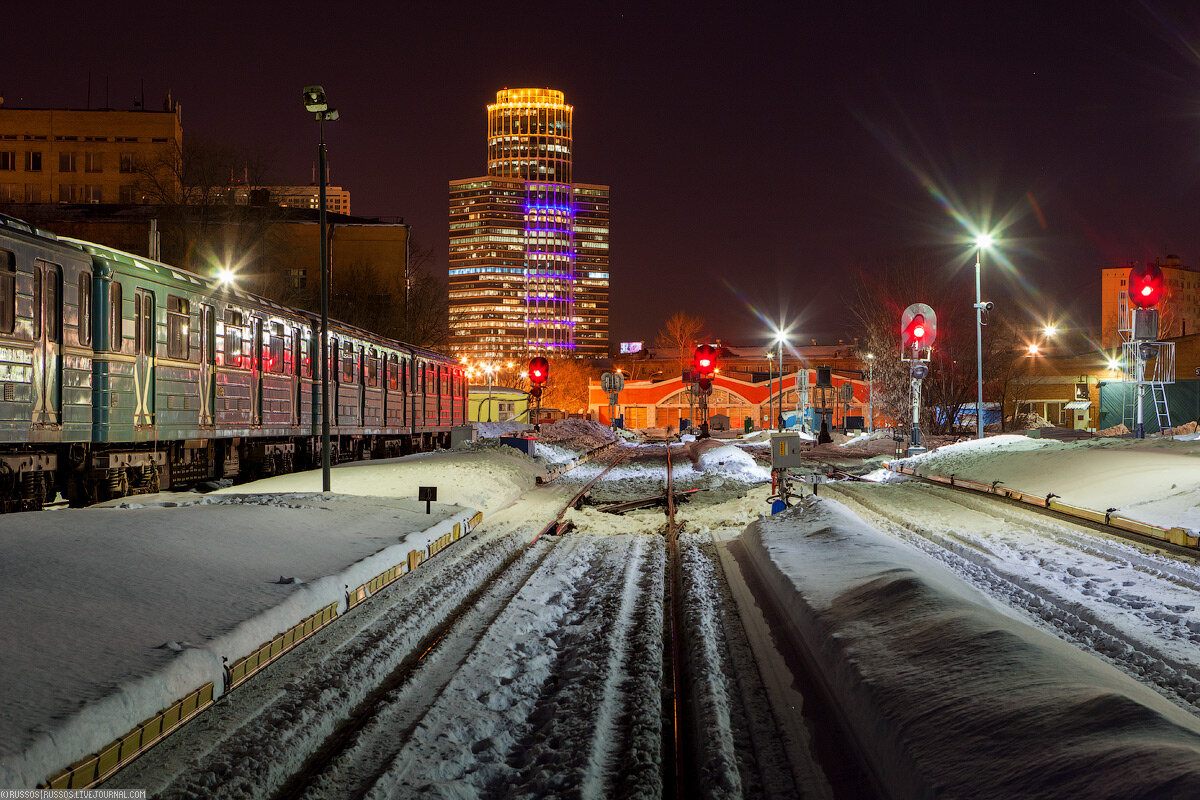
[108,441,844,799]
[825,480,1200,715]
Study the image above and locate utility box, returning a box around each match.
[770,433,805,468]
[499,435,537,456]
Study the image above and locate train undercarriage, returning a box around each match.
[0,431,455,511]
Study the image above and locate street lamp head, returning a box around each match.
[1043,325,1058,338]
[215,266,236,287]
[1027,343,1040,355]
[774,329,787,344]
[975,233,994,249]
[316,108,339,122]
[302,85,328,113]
[867,353,875,360]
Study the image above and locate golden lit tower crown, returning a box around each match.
[487,88,573,183]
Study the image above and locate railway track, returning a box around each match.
[107,443,852,799]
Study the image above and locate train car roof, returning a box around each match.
[60,237,300,316]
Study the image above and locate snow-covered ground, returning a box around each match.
[0,448,548,790]
[890,434,1200,532]
[11,424,1200,797]
[742,497,1200,798]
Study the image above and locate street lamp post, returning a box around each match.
[766,351,774,431]
[774,331,787,430]
[973,234,994,439]
[303,86,339,491]
[867,353,875,434]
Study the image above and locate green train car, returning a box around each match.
[0,215,467,510]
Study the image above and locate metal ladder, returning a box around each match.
[1151,383,1172,437]
[1121,383,1136,434]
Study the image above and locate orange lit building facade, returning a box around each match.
[1101,255,1200,348]
[449,88,610,363]
[0,105,182,205]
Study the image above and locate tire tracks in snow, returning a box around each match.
[827,482,1200,714]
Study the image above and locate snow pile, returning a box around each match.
[891,435,1200,532]
[534,418,618,453]
[694,444,771,483]
[213,449,542,514]
[0,494,474,790]
[743,497,1200,798]
[476,420,531,438]
[1,449,544,789]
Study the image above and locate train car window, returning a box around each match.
[167,296,190,360]
[0,250,14,333]
[367,348,379,387]
[301,332,313,378]
[78,273,91,345]
[109,282,122,351]
[225,310,243,367]
[31,267,42,338]
[269,323,284,373]
[388,354,398,390]
[291,328,300,376]
[342,341,355,383]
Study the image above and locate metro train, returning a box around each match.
[0,214,468,511]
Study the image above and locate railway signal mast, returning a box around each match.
[901,303,937,456]
[1122,262,1173,438]
[691,344,718,438]
[528,357,549,433]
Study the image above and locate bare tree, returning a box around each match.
[849,251,1010,435]
[538,357,599,414]
[654,312,708,376]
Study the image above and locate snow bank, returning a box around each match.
[693,443,771,483]
[476,420,531,438]
[0,449,543,789]
[891,435,1200,532]
[741,498,1200,798]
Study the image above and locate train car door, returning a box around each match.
[251,319,263,425]
[133,288,156,425]
[330,337,340,427]
[32,260,62,425]
[199,305,216,424]
[292,328,302,426]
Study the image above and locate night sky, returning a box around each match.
[10,2,1200,348]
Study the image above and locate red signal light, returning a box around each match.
[903,313,928,350]
[528,357,549,386]
[692,344,718,377]
[1129,262,1164,309]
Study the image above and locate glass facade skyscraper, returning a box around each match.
[449,88,609,362]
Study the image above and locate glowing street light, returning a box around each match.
[1043,325,1058,338]
[773,329,788,430]
[1027,343,1040,356]
[215,266,236,287]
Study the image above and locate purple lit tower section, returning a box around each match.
[449,89,609,363]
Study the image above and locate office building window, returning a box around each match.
[58,152,77,172]
[25,151,42,171]
[85,152,103,173]
[119,153,135,173]
[0,152,14,171]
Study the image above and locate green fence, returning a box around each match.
[1098,379,1200,433]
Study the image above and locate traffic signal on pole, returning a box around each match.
[530,385,543,399]
[528,357,549,386]
[692,344,718,377]
[1129,262,1164,309]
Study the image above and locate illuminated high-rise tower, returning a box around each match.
[450,88,610,363]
